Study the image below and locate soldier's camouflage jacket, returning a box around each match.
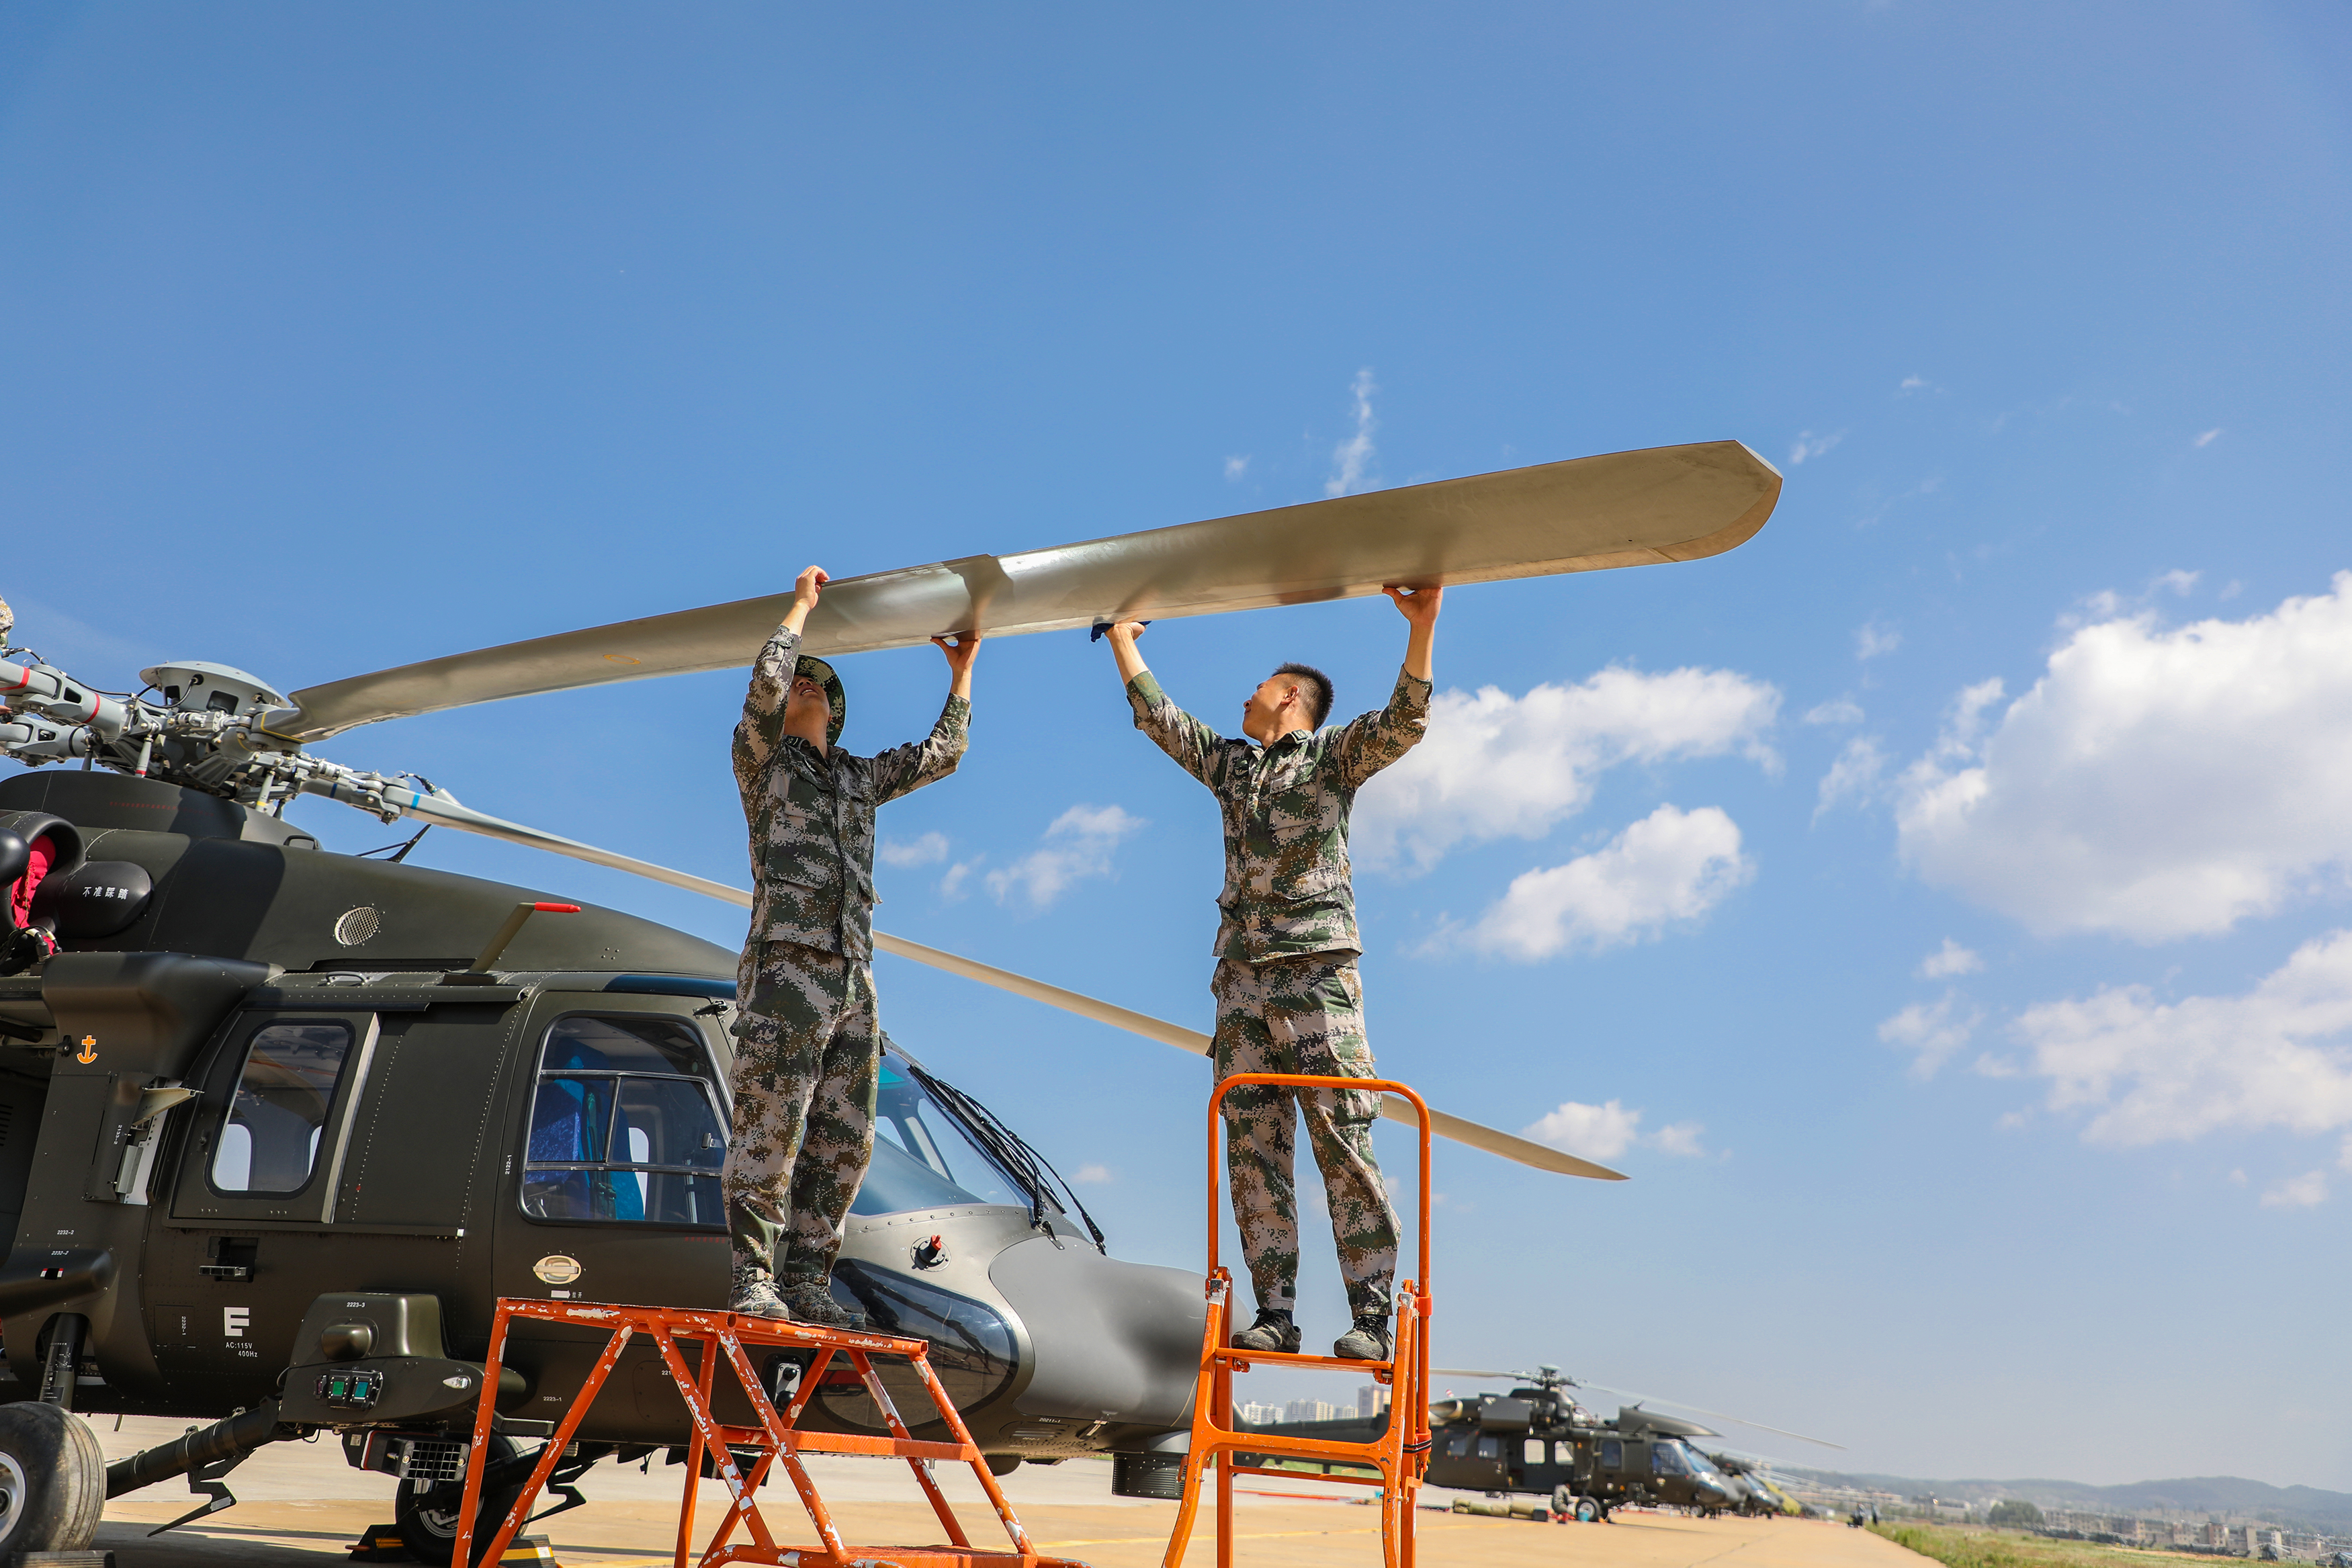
[735,625,969,962]
[1127,666,1431,963]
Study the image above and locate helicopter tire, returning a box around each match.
[395,1434,526,1567]
[1573,1495,1606,1523]
[0,1401,105,1553]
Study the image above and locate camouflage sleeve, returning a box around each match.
[869,694,971,804]
[1126,671,1227,790]
[733,625,801,814]
[1330,665,1432,789]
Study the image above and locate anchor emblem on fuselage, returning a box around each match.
[76,1035,97,1063]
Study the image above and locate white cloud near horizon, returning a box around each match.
[1878,991,1981,1078]
[1441,803,1751,962]
[983,803,1147,910]
[2262,1171,2326,1209]
[1325,368,1377,497]
[2006,928,2352,1147]
[1897,573,2352,940]
[1521,1099,1706,1160]
[879,831,949,869]
[1355,668,1780,875]
[1918,939,1983,979]
[1804,697,1864,726]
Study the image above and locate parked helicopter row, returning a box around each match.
[1242,1362,1829,1521]
[0,441,1786,1559]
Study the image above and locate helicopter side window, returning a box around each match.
[211,1021,353,1194]
[1444,1432,1473,1458]
[1601,1438,1623,1470]
[521,1015,727,1226]
[1523,1439,1545,1466]
[1475,1435,1503,1461]
[1553,1440,1575,1465]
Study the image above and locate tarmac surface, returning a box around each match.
[91,1414,1926,1567]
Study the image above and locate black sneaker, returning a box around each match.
[1333,1315,1393,1362]
[1229,1308,1301,1354]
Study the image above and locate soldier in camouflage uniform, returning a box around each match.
[1102,582,1442,1362]
[725,564,980,1325]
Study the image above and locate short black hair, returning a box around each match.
[1273,662,1334,728]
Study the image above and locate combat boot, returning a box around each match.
[728,1263,791,1320]
[1332,1315,1393,1362]
[779,1276,866,1331]
[1229,1307,1301,1354]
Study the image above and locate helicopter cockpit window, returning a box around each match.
[212,1022,354,1194]
[1651,1440,1692,1476]
[522,1016,727,1225]
[853,1055,1039,1217]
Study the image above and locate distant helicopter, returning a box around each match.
[1242,1362,1836,1522]
[0,441,1778,1559]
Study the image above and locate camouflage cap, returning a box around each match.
[795,655,846,744]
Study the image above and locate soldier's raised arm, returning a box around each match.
[1331,584,1441,791]
[871,633,980,804]
[733,565,829,803]
[1105,620,1228,789]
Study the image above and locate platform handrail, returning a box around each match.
[1166,1070,1437,1568]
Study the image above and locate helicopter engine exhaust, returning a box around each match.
[103,1399,293,1500]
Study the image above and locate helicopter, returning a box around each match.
[0,440,1779,1559]
[1240,1362,1837,1522]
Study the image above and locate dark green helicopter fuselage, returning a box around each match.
[0,770,1201,1483]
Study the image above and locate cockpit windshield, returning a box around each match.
[1651,1440,1694,1475]
[855,1050,1086,1227]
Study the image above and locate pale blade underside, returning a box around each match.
[275,440,1778,740]
[394,795,1627,1181]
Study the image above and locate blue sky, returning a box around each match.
[7,3,2351,1487]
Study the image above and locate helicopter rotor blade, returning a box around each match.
[869,930,1627,1182]
[1569,1381,1844,1449]
[365,793,1628,1181]
[269,441,1778,742]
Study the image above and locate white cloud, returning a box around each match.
[1224,455,1250,482]
[939,859,982,900]
[1355,668,1779,874]
[1855,619,1903,661]
[879,832,949,869]
[1918,939,1983,979]
[1899,376,1930,395]
[1521,1100,1704,1160]
[1651,1121,1707,1158]
[1897,574,2352,939]
[2193,428,2222,449]
[1325,368,1378,498]
[2341,1135,2352,1173]
[1072,1163,1113,1185]
[1523,1100,1642,1160]
[2008,928,2352,1145]
[1788,429,1845,466]
[1804,697,1864,726]
[1814,736,1887,820]
[984,804,1147,910]
[1444,804,1751,962]
[1878,991,1980,1078]
[2262,1171,2326,1209]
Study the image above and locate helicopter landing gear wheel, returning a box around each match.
[1573,1495,1606,1523]
[0,1401,105,1554]
[396,1435,525,1567]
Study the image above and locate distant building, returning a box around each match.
[1283,1399,1340,1423]
[1358,1384,1391,1419]
[1237,1401,1280,1426]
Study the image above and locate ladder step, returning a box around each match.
[1211,1348,1394,1375]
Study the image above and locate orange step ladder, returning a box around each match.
[450,1298,1091,1568]
[1162,1072,1434,1568]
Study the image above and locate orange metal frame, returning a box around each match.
[451,1297,1090,1567]
[1162,1073,1434,1568]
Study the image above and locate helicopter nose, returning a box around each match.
[989,1238,1205,1428]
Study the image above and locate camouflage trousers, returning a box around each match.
[723,940,880,1284]
[1211,953,1399,1319]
